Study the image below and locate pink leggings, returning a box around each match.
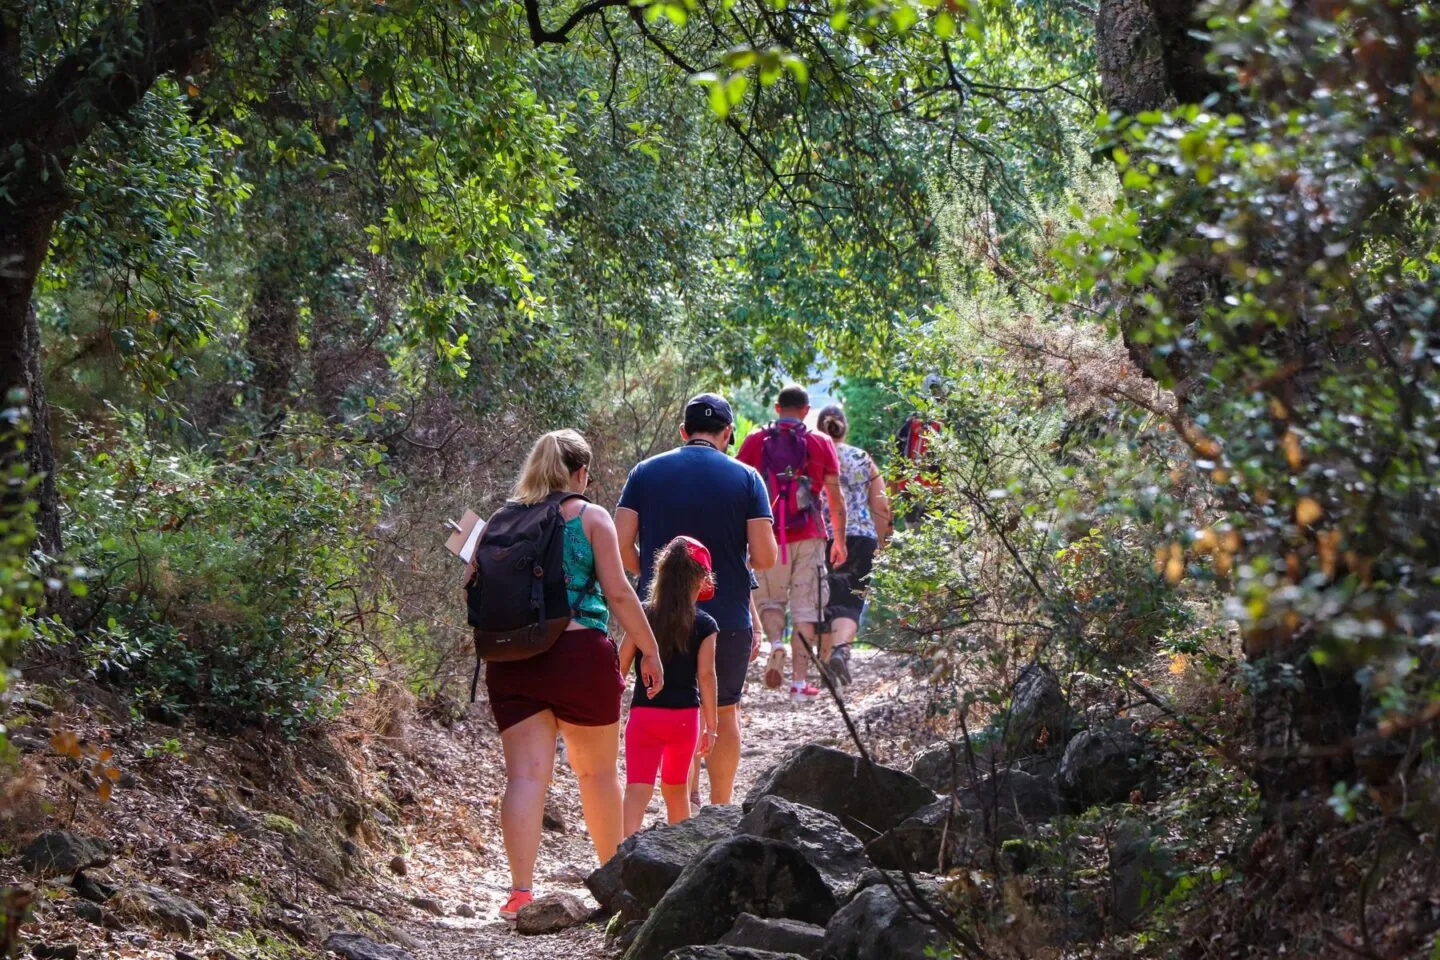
[625,706,700,786]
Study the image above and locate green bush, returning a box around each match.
[836,376,901,462]
[58,413,388,733]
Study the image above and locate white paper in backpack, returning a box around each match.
[444,510,485,562]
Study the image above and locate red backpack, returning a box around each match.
[759,420,817,562]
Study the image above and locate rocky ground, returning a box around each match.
[11,644,1430,960]
[1,647,929,960]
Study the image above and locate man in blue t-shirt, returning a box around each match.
[616,392,778,805]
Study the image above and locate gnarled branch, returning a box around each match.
[524,0,630,44]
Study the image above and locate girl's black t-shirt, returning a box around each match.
[631,609,719,710]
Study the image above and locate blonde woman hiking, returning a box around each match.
[467,428,664,920]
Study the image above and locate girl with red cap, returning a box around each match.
[618,536,720,833]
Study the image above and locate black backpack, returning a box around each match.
[465,491,593,698]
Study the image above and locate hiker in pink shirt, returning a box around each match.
[736,384,847,703]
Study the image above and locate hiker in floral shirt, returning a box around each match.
[816,405,892,685]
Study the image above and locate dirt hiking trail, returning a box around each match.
[392,647,919,960]
[4,646,927,960]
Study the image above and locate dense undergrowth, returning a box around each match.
[51,413,391,732]
[853,2,1440,953]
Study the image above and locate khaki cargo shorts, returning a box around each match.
[755,537,830,626]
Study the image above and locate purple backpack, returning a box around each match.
[760,420,817,561]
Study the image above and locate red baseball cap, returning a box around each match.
[677,536,716,601]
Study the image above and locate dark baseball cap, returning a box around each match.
[683,393,734,433]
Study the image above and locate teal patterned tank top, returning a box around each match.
[563,509,609,632]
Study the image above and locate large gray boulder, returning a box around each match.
[959,768,1066,822]
[736,796,871,897]
[21,830,112,878]
[1109,822,1177,929]
[865,798,971,874]
[71,870,116,904]
[720,913,825,958]
[818,884,945,960]
[113,884,209,936]
[842,868,943,906]
[625,837,837,960]
[908,741,993,794]
[1006,662,1071,755]
[742,745,935,842]
[589,804,742,919]
[1058,729,1154,808]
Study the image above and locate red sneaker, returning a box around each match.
[500,889,533,921]
[790,683,820,703]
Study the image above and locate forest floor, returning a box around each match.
[3,646,933,960]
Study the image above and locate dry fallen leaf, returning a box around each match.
[1282,429,1303,471]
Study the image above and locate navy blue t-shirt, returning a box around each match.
[616,444,772,631]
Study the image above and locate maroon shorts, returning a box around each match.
[485,628,623,733]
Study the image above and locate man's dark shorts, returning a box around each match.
[715,628,752,707]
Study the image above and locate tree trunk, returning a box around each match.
[0,187,65,559]
[1096,0,1175,114]
[1096,0,1221,396]
[1097,0,1228,114]
[3,0,265,559]
[246,267,299,413]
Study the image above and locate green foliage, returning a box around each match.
[862,171,1201,740]
[141,738,186,760]
[1056,0,1440,727]
[836,376,899,460]
[58,413,390,733]
[40,79,236,396]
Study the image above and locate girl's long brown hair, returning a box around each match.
[644,538,710,661]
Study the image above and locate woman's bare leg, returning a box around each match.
[688,743,705,802]
[559,720,624,864]
[830,617,858,650]
[819,628,835,664]
[499,710,558,891]
[829,618,859,683]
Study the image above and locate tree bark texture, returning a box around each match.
[1096,0,1175,114]
[0,0,262,556]
[1097,0,1227,115]
[0,187,65,557]
[1096,0,1221,396]
[246,269,300,413]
